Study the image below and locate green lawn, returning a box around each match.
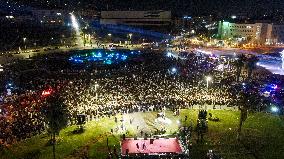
[1,110,284,159]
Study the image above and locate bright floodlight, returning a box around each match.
[271,106,279,113]
[176,120,180,124]
[70,13,79,31]
[171,67,177,73]
[206,76,212,81]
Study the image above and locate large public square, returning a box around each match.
[1,46,284,159]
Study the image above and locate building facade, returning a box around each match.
[218,21,284,45]
[31,10,68,26]
[270,24,284,44]
[100,10,171,27]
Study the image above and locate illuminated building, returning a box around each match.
[77,10,99,20]
[173,15,218,35]
[31,10,67,26]
[0,14,33,24]
[268,24,284,45]
[218,21,284,45]
[100,10,171,31]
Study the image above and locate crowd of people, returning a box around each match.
[0,91,45,147]
[63,52,237,122]
[0,50,280,147]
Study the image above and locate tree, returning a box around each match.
[234,54,246,82]
[246,55,259,79]
[237,91,249,140]
[236,89,261,140]
[44,93,69,159]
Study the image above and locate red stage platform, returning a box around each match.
[121,138,182,156]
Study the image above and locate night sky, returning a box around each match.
[5,0,284,16]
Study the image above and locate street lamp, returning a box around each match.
[108,33,112,43]
[205,76,213,110]
[128,33,133,44]
[271,106,279,113]
[170,67,177,74]
[206,76,212,90]
[94,82,99,102]
[23,37,27,49]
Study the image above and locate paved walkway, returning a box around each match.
[189,104,238,111]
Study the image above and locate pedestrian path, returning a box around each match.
[190,104,238,111]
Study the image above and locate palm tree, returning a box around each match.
[237,91,248,140]
[236,89,261,140]
[246,55,259,79]
[234,54,246,82]
[44,93,69,159]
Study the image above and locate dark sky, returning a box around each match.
[105,0,283,16]
[8,0,284,16]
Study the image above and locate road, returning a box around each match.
[0,43,143,65]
